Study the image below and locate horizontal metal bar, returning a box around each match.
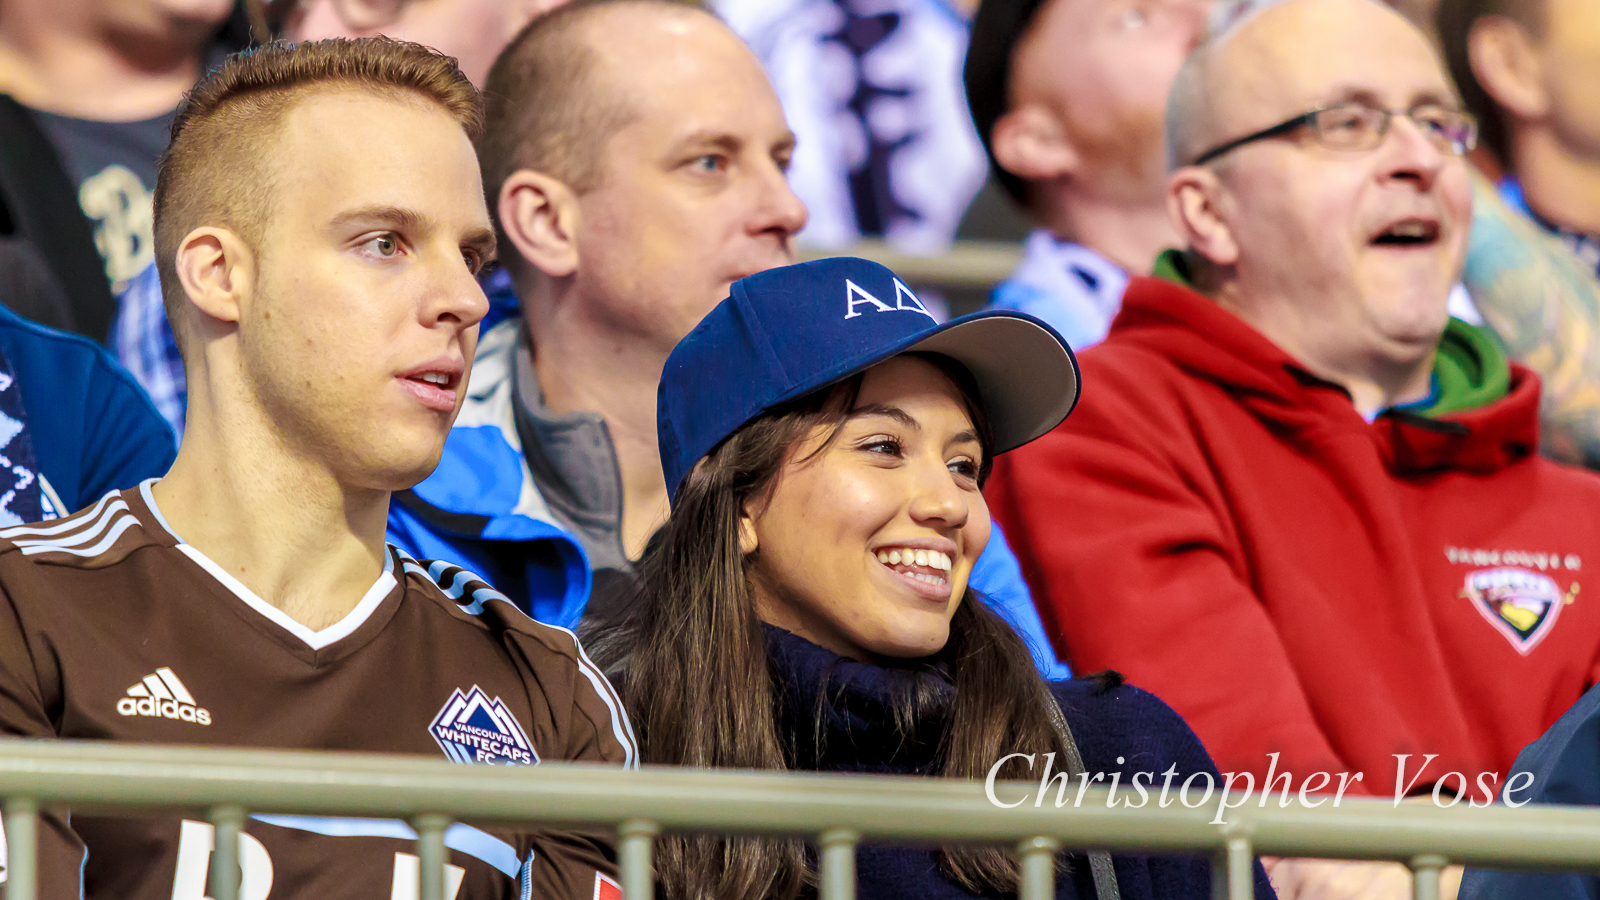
[1,740,1598,873]
[799,240,1023,289]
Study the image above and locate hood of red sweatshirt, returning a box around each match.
[1110,275,1540,476]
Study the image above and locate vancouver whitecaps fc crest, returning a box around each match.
[1462,567,1577,655]
[429,686,538,766]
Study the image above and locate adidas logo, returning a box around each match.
[116,667,211,725]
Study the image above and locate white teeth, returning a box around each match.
[416,372,449,386]
[874,548,954,573]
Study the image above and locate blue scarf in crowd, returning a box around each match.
[0,341,41,525]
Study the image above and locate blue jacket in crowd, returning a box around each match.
[765,625,1276,900]
[0,303,175,518]
[1459,683,1600,899]
[388,313,1072,679]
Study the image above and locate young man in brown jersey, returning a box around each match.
[0,38,634,900]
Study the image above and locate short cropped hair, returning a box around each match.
[1436,0,1546,163]
[479,0,706,202]
[153,37,482,349]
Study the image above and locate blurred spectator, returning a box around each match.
[0,192,175,519]
[0,292,174,522]
[274,0,569,84]
[967,0,1600,466]
[990,0,1600,844]
[388,0,1070,681]
[717,0,990,254]
[1438,0,1600,269]
[0,0,247,341]
[965,0,1209,347]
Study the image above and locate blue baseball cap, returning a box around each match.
[657,257,1080,503]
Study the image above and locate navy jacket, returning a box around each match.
[766,627,1275,900]
[1460,683,1600,899]
[0,304,175,516]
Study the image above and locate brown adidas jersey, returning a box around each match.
[0,482,635,900]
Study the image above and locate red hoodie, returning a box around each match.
[990,275,1600,799]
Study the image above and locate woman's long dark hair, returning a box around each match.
[591,356,1071,900]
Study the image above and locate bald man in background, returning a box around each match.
[991,0,1600,893]
[386,0,1064,680]
[967,0,1600,468]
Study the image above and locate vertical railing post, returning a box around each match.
[618,818,658,900]
[4,797,39,900]
[1410,854,1448,900]
[1211,835,1253,900]
[412,814,451,900]
[818,828,859,900]
[208,805,246,900]
[1017,836,1060,900]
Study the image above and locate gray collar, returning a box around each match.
[509,330,632,575]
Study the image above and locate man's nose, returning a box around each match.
[1380,114,1449,189]
[426,257,490,329]
[748,160,808,245]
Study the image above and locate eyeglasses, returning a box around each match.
[265,0,423,32]
[1189,101,1479,166]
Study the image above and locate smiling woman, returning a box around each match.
[591,257,1273,900]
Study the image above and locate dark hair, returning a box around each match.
[964,0,1050,207]
[592,355,1069,899]
[1436,0,1547,165]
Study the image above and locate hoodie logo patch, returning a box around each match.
[1462,567,1577,655]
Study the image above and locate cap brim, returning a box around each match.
[904,311,1080,454]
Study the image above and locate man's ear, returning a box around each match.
[990,104,1080,183]
[499,169,581,279]
[1167,166,1239,267]
[1469,16,1548,120]
[174,227,254,327]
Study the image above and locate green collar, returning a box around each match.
[1149,249,1510,416]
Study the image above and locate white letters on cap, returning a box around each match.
[844,279,893,319]
[843,278,935,321]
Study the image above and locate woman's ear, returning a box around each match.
[1167,165,1239,268]
[738,510,759,556]
[498,168,582,278]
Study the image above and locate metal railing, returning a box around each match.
[2,739,1599,900]
[800,240,1024,290]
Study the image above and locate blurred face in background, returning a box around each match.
[1007,0,1213,204]
[1519,0,1600,159]
[281,0,567,84]
[565,8,806,357]
[37,0,234,49]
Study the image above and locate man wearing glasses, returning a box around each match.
[990,1,1600,893]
